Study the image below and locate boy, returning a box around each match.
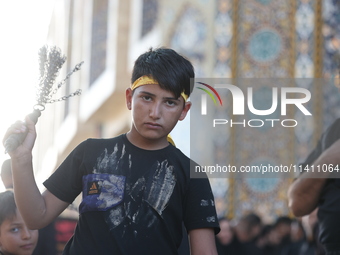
[0,190,38,255]
[3,47,219,254]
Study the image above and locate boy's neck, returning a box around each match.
[126,131,169,150]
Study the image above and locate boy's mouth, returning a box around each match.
[20,243,34,250]
[145,122,162,129]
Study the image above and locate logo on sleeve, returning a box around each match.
[87,181,101,195]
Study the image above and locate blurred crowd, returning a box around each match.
[215,212,325,255]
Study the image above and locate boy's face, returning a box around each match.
[126,84,191,148]
[0,210,38,255]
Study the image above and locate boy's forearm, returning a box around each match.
[11,154,48,229]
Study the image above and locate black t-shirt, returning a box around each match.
[300,118,340,249]
[44,134,219,255]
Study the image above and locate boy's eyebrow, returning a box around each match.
[139,91,180,101]
[9,222,22,226]
[164,96,180,101]
[139,91,156,96]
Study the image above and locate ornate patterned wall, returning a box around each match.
[228,0,296,221]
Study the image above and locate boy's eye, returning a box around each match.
[142,96,152,101]
[10,227,19,233]
[166,100,176,106]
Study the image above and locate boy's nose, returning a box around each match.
[21,227,32,240]
[149,102,161,119]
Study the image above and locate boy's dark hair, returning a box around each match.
[131,47,195,99]
[0,190,17,226]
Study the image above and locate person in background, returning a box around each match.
[1,159,57,255]
[225,213,262,255]
[273,216,293,253]
[256,224,281,255]
[0,190,38,255]
[215,217,234,254]
[288,119,340,254]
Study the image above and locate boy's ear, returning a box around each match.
[179,101,191,121]
[126,88,133,110]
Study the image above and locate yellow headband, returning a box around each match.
[131,75,188,101]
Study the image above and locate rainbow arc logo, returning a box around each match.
[196,82,223,106]
[196,82,223,115]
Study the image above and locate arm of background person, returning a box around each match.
[189,228,217,255]
[3,116,69,229]
[287,139,340,217]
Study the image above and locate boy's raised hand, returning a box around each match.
[2,115,37,158]
[2,115,69,230]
